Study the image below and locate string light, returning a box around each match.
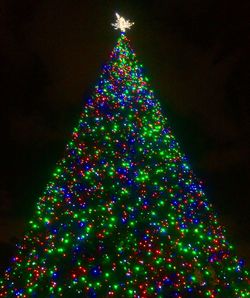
[0,26,249,298]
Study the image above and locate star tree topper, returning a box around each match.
[111,13,134,32]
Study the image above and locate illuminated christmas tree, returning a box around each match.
[0,13,249,298]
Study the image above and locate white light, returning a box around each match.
[111,13,134,32]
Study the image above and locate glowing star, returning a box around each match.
[111,13,134,32]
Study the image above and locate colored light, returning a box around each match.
[0,28,249,298]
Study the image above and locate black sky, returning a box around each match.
[0,0,249,271]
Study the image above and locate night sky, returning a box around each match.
[0,0,249,272]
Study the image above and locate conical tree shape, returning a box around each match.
[0,33,249,298]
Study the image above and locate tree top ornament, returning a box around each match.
[111,13,134,32]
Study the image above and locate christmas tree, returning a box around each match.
[0,13,249,298]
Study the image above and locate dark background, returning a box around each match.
[0,0,249,272]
